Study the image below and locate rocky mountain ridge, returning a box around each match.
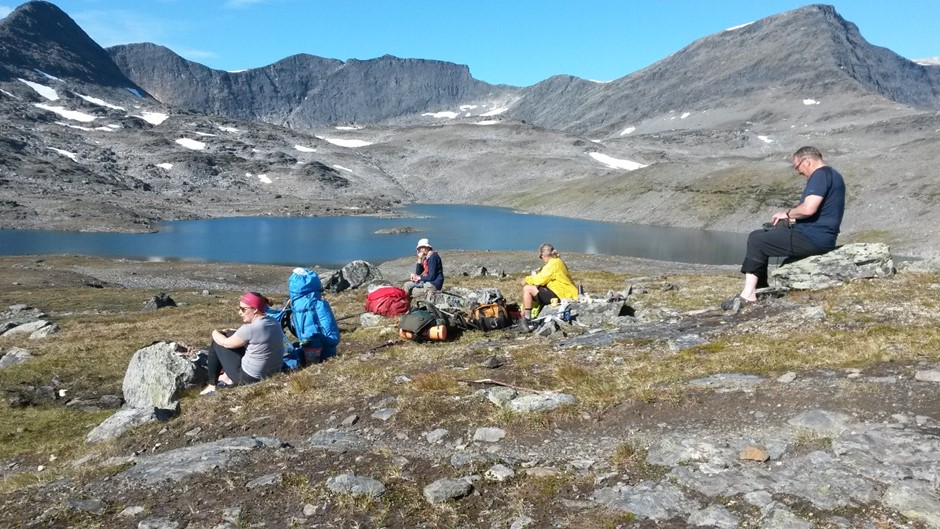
[2,1,940,258]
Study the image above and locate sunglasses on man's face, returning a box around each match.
[793,158,807,171]
[238,306,252,313]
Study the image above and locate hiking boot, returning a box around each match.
[514,318,537,333]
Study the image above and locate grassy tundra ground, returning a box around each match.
[0,254,938,527]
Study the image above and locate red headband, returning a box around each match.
[240,292,268,312]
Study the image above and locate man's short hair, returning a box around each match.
[793,146,823,161]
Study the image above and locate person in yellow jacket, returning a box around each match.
[518,243,577,332]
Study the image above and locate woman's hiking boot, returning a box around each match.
[514,318,538,333]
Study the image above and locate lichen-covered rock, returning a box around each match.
[770,243,894,290]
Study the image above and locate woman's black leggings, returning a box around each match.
[206,341,259,386]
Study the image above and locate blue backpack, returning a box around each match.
[270,268,341,369]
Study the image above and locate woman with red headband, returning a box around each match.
[199,292,284,396]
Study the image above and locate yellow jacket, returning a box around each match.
[525,257,578,300]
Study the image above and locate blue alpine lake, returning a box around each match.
[0,204,746,267]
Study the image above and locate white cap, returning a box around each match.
[416,238,431,250]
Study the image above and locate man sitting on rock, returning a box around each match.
[723,146,845,309]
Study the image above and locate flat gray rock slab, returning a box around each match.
[508,392,576,412]
[688,373,765,393]
[0,347,33,369]
[120,436,284,484]
[787,409,854,436]
[308,429,368,453]
[325,473,386,498]
[85,406,157,443]
[883,481,940,528]
[473,427,506,443]
[423,478,473,504]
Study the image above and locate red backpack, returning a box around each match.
[365,286,410,317]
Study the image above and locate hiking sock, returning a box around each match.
[524,308,531,319]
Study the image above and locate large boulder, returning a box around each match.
[122,342,195,410]
[326,260,383,293]
[770,243,894,290]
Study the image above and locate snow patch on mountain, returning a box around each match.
[35,70,62,82]
[49,147,77,161]
[803,99,821,105]
[294,145,316,153]
[77,94,125,111]
[18,79,59,100]
[315,136,373,148]
[423,111,459,119]
[589,152,646,171]
[35,103,96,122]
[175,138,206,150]
[620,126,636,136]
[139,111,169,125]
[725,21,754,31]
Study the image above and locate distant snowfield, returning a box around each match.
[725,21,754,31]
[333,165,353,172]
[18,78,58,100]
[0,89,19,100]
[803,99,821,105]
[335,125,362,131]
[77,94,125,111]
[193,131,217,137]
[175,138,206,150]
[474,120,500,126]
[294,144,316,153]
[156,163,173,170]
[913,57,940,66]
[480,107,508,117]
[35,69,61,82]
[423,111,459,119]
[218,125,240,133]
[49,147,77,161]
[35,103,96,122]
[315,136,374,148]
[125,88,144,98]
[139,111,169,125]
[55,121,113,132]
[246,172,272,184]
[589,152,647,171]
[758,135,774,144]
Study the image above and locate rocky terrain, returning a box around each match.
[1,2,940,257]
[1,250,940,528]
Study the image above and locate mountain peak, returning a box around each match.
[0,0,142,88]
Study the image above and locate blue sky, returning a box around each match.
[2,1,938,86]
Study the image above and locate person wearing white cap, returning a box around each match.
[403,238,444,301]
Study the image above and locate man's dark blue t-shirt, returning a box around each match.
[794,166,845,250]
